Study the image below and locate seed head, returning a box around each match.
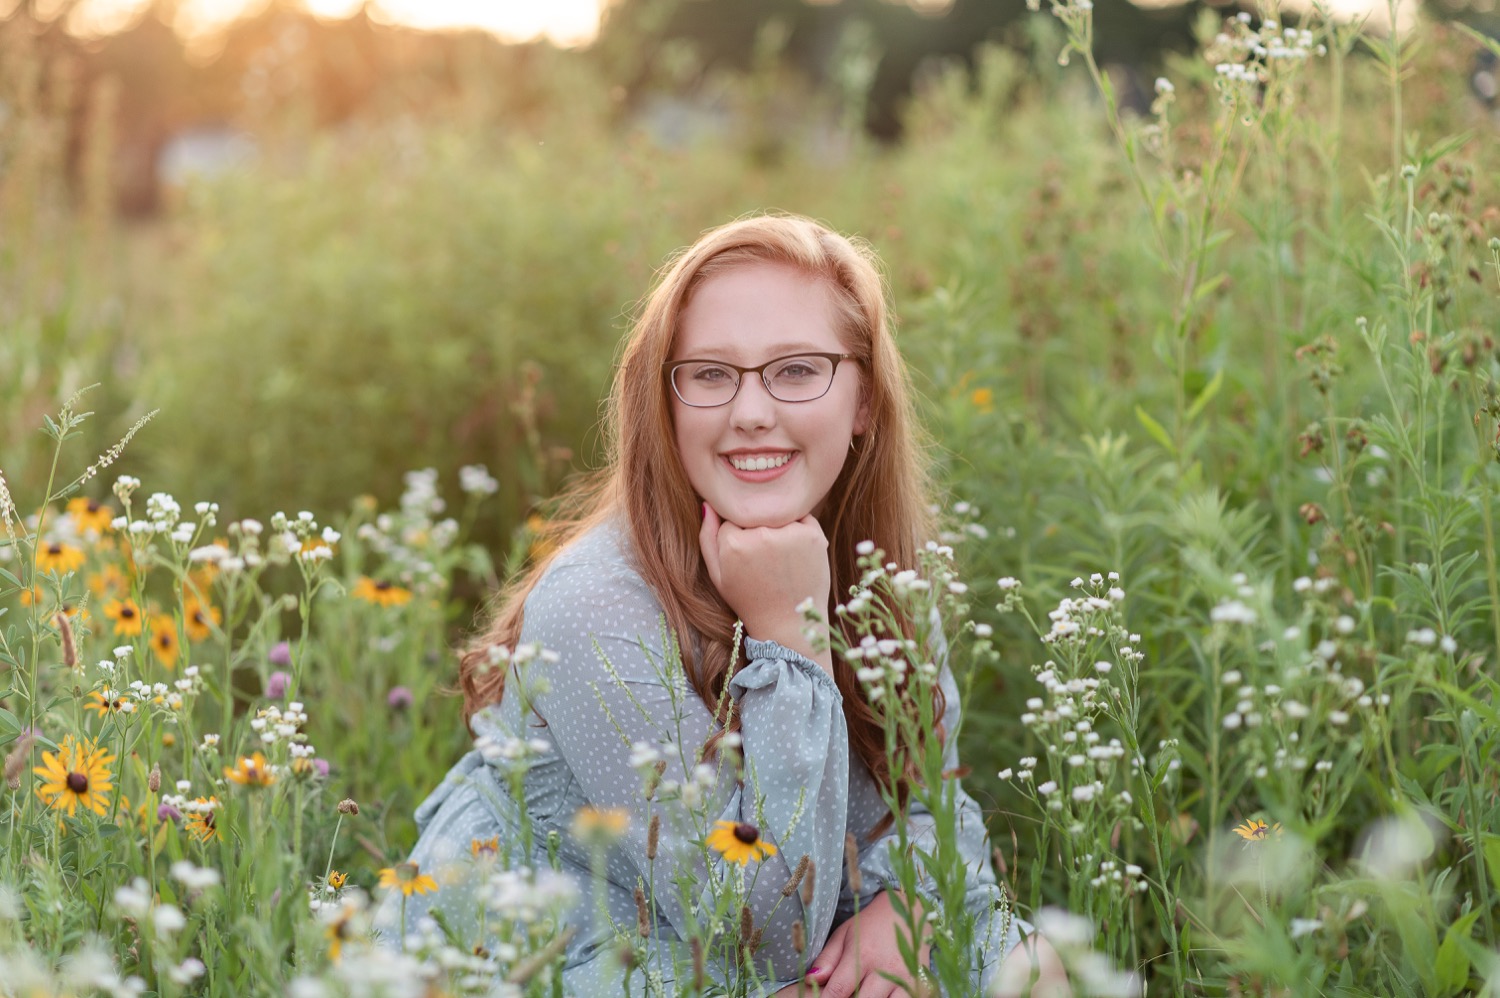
[792,919,806,954]
[634,884,650,938]
[148,763,161,793]
[647,813,660,860]
[55,613,77,669]
[337,798,359,815]
[845,833,862,894]
[4,734,35,786]
[800,858,816,907]
[782,854,809,897]
[690,938,705,988]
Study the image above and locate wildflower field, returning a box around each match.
[4,0,1500,994]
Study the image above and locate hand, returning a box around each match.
[990,933,1071,997]
[699,503,832,671]
[798,891,931,998]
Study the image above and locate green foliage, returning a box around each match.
[3,0,1500,994]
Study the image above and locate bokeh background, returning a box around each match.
[6,4,1500,986]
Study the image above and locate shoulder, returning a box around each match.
[522,516,663,627]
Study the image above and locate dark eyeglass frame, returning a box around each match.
[662,352,861,408]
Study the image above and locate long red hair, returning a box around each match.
[458,213,940,838]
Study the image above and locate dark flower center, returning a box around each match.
[67,771,89,794]
[733,822,760,844]
[87,500,101,513]
[204,811,216,831]
[375,580,392,591]
[47,543,63,555]
[120,606,136,619]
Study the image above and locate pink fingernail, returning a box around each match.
[807,967,821,976]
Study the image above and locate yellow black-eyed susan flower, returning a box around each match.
[102,598,144,637]
[352,577,412,608]
[325,900,358,961]
[572,805,630,845]
[224,751,275,787]
[706,820,778,866]
[185,797,220,842]
[970,387,995,413]
[35,542,85,576]
[378,861,437,897]
[471,836,500,860]
[183,597,221,642]
[85,690,132,716]
[87,564,127,599]
[1232,819,1282,842]
[66,497,114,535]
[327,870,348,891]
[33,735,114,818]
[150,614,180,670]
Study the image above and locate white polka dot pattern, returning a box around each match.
[373,516,1027,994]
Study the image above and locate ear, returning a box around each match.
[853,396,870,438]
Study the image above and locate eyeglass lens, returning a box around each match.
[672,355,836,406]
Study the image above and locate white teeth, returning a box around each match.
[729,453,792,472]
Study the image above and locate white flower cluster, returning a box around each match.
[1209,14,1324,86]
[475,734,551,764]
[1032,908,1141,996]
[112,475,142,505]
[1042,574,1129,645]
[204,517,269,575]
[458,464,500,497]
[628,740,665,769]
[269,510,340,564]
[353,470,466,592]
[251,700,314,758]
[114,878,187,937]
[655,759,719,808]
[1084,855,1149,894]
[120,666,200,715]
[161,793,220,817]
[482,867,579,925]
[0,940,145,998]
[170,860,221,891]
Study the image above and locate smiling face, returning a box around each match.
[670,261,868,529]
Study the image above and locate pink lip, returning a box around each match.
[721,451,798,482]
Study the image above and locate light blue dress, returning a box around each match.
[377,518,1025,995]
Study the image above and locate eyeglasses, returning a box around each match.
[663,352,859,408]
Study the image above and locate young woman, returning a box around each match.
[382,215,1063,995]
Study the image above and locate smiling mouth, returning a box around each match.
[724,452,796,472]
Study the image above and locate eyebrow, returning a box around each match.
[682,342,834,360]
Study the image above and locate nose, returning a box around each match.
[727,372,778,432]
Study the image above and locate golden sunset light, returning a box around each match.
[50,0,606,45]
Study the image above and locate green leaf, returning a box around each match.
[1456,22,1500,60]
[1434,908,1481,995]
[1482,834,1500,895]
[0,707,20,735]
[1135,405,1176,456]
[1192,272,1229,303]
[1186,368,1225,423]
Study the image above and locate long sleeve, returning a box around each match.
[515,535,850,988]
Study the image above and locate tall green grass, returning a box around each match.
[2,2,1499,994]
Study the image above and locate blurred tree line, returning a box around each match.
[0,0,1216,214]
